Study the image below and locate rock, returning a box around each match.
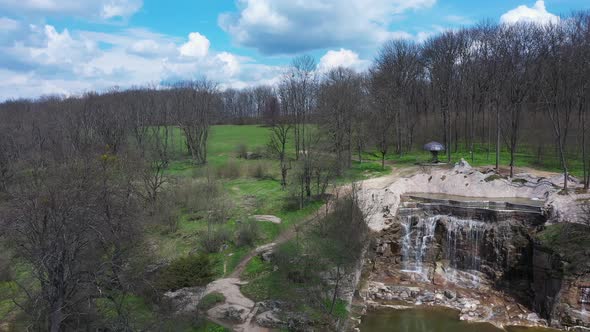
[207,304,249,323]
[444,290,456,299]
[527,312,540,322]
[163,287,206,314]
[421,294,435,302]
[252,215,282,224]
[256,311,285,328]
[435,293,445,301]
[455,158,472,171]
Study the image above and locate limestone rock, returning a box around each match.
[163,287,206,314]
[252,215,282,224]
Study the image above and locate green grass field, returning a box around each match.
[363,141,585,177]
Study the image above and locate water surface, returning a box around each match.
[360,308,559,332]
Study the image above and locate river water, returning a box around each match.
[359,308,559,332]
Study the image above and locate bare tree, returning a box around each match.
[268,119,292,190]
[172,79,219,165]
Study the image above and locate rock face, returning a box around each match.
[365,189,590,328]
[533,244,590,329]
[373,208,537,301]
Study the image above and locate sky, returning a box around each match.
[0,0,588,100]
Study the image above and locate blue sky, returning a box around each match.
[0,0,588,100]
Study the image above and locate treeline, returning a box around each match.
[4,13,589,191]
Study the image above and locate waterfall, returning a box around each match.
[581,287,590,315]
[444,217,487,286]
[400,214,488,286]
[400,215,438,278]
[581,287,590,304]
[445,217,487,271]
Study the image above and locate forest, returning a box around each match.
[0,10,589,332]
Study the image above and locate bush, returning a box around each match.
[156,255,215,291]
[216,160,242,179]
[0,255,12,282]
[201,228,231,253]
[198,292,225,311]
[236,144,248,159]
[235,221,260,247]
[172,179,222,213]
[148,191,181,233]
[248,162,270,179]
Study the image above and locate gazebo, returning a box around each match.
[423,141,445,163]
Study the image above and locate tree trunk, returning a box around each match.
[496,104,500,172]
[329,265,341,315]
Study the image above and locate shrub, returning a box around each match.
[201,228,231,253]
[148,191,181,233]
[172,179,222,213]
[156,254,215,291]
[236,144,248,159]
[216,160,242,179]
[235,221,260,247]
[198,292,225,311]
[248,162,270,179]
[0,255,12,282]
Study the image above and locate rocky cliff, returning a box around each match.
[357,162,590,330]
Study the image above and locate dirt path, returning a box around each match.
[207,166,418,331]
[230,166,417,279]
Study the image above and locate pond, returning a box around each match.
[359,308,559,332]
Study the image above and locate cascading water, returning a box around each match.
[581,288,590,304]
[400,214,488,286]
[581,287,590,315]
[444,217,488,287]
[400,215,438,278]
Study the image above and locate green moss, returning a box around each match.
[156,255,215,291]
[536,223,590,274]
[512,178,528,184]
[198,292,225,311]
[485,174,504,182]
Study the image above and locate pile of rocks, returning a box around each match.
[254,300,314,331]
[364,281,548,327]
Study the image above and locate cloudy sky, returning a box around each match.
[0,0,588,100]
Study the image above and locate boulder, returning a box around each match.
[163,287,206,314]
[252,215,282,224]
[256,311,285,328]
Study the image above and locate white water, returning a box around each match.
[400,215,488,286]
[400,216,438,279]
[581,287,590,315]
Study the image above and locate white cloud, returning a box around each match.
[216,52,241,77]
[0,0,142,19]
[318,49,369,73]
[0,24,283,100]
[500,1,559,25]
[219,0,436,54]
[0,17,19,31]
[179,32,210,58]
